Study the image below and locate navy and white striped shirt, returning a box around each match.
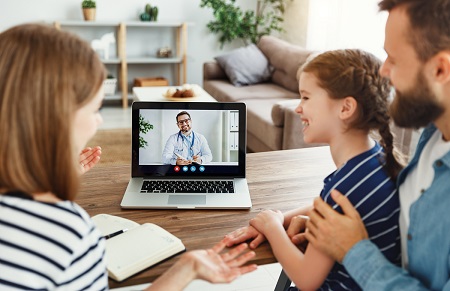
[0,195,108,290]
[318,142,401,291]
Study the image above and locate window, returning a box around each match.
[306,0,388,60]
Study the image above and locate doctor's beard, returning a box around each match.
[180,125,192,135]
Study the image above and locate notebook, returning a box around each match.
[120,101,252,209]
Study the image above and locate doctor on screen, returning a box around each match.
[162,111,213,165]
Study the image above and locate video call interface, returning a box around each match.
[136,108,242,176]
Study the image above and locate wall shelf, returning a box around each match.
[54,21,188,107]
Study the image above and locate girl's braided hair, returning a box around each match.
[300,49,404,179]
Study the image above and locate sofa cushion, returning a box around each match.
[215,44,272,86]
[203,80,299,103]
[203,61,228,80]
[258,35,314,93]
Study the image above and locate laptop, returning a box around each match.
[120,101,252,209]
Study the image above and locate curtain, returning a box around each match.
[306,0,388,59]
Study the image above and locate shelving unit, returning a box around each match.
[54,21,187,107]
[221,110,239,163]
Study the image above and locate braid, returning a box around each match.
[377,111,405,180]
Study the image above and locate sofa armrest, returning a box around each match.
[282,104,326,150]
[203,61,227,81]
[271,99,300,127]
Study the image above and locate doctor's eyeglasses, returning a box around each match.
[177,118,191,125]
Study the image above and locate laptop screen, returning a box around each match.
[131,102,246,178]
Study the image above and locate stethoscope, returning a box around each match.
[176,131,195,157]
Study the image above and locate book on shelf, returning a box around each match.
[92,214,186,282]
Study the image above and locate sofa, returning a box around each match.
[203,35,322,152]
[203,35,415,157]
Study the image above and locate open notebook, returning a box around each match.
[92,214,185,282]
[120,101,252,209]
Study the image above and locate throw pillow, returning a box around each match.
[258,35,314,93]
[215,44,272,87]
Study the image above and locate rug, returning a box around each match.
[86,128,131,167]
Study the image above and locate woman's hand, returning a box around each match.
[223,225,266,249]
[187,241,257,283]
[79,146,101,174]
[148,242,257,291]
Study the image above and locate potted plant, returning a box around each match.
[82,0,96,21]
[200,0,291,48]
[139,114,153,148]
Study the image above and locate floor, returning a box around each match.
[100,105,284,291]
[99,105,133,130]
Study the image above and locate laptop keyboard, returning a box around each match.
[140,180,235,193]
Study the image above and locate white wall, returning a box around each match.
[0,0,259,87]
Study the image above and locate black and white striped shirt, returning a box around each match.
[0,194,108,290]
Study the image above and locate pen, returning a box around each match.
[104,228,128,240]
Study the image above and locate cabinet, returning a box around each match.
[54,21,187,107]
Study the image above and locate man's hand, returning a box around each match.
[223,226,266,249]
[192,155,202,164]
[286,215,309,252]
[305,190,368,262]
[176,158,191,165]
[79,146,101,174]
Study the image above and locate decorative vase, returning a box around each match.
[151,7,158,21]
[83,8,96,21]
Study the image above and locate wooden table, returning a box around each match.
[77,146,335,288]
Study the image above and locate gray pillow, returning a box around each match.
[214,44,272,86]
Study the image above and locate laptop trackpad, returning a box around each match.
[168,195,206,205]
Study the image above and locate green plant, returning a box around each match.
[200,0,290,48]
[140,4,159,22]
[82,0,96,9]
[139,114,153,148]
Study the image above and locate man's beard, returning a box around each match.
[389,70,444,129]
[181,127,191,134]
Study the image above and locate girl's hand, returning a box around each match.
[249,209,284,235]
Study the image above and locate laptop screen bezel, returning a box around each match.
[131,101,247,178]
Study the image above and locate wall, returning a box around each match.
[0,0,261,88]
[281,0,309,47]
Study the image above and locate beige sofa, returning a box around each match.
[203,35,321,152]
[203,35,414,157]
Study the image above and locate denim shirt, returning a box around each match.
[342,124,450,291]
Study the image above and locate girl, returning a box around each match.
[225,49,404,290]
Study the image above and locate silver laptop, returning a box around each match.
[121,101,252,209]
